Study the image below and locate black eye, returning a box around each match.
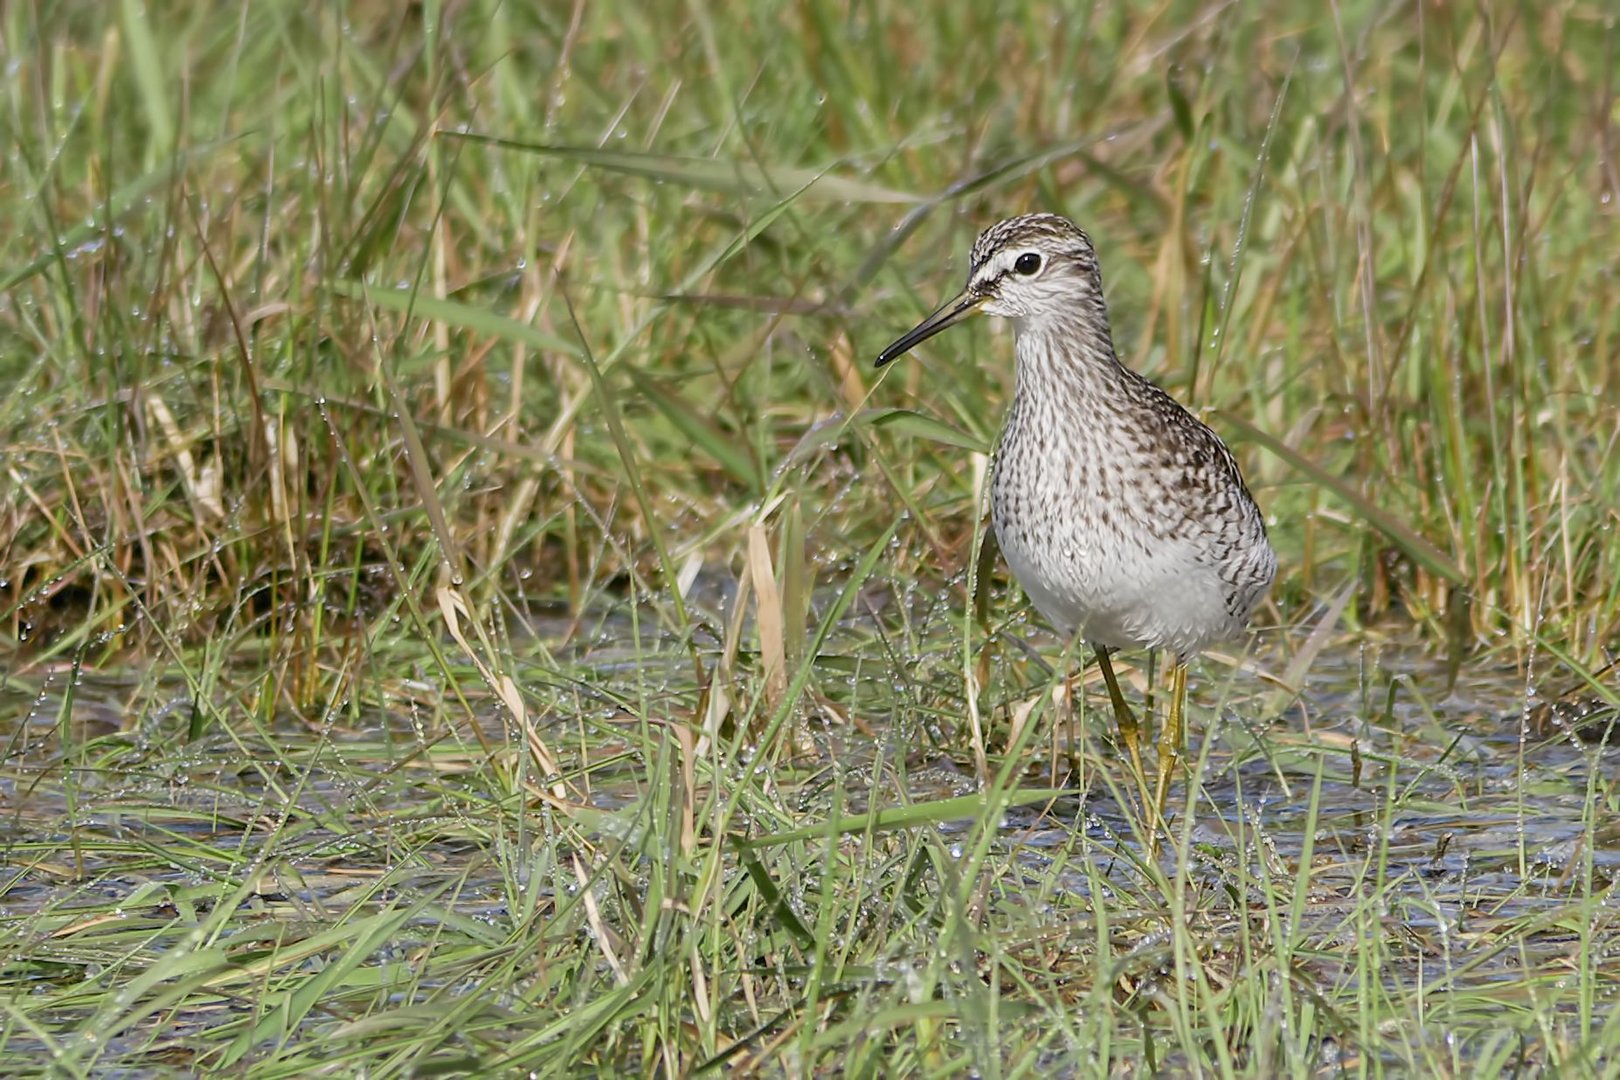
[1014,252,1043,276]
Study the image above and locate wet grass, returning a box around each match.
[2,0,1619,1075]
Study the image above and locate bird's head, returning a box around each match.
[874,214,1104,367]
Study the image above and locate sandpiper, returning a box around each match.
[874,213,1276,821]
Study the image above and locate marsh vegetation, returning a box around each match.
[3,1,1618,1074]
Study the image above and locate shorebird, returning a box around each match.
[874,213,1276,822]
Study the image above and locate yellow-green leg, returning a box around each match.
[1094,646,1154,819]
[1151,661,1187,821]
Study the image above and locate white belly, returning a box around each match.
[993,509,1246,659]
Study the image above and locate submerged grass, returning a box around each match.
[2,0,1618,1075]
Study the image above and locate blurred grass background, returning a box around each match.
[2,0,1618,1075]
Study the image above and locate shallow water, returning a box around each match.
[2,594,1615,1066]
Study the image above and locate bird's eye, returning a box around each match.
[1014,252,1043,276]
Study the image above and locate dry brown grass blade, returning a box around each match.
[748,523,787,711]
[436,585,572,805]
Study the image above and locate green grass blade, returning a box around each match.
[442,133,919,203]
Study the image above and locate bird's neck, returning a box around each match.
[1010,308,1127,405]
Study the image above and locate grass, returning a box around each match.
[2,0,1618,1074]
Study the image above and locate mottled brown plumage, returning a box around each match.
[875,213,1276,822]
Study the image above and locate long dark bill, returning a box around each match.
[873,289,984,368]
